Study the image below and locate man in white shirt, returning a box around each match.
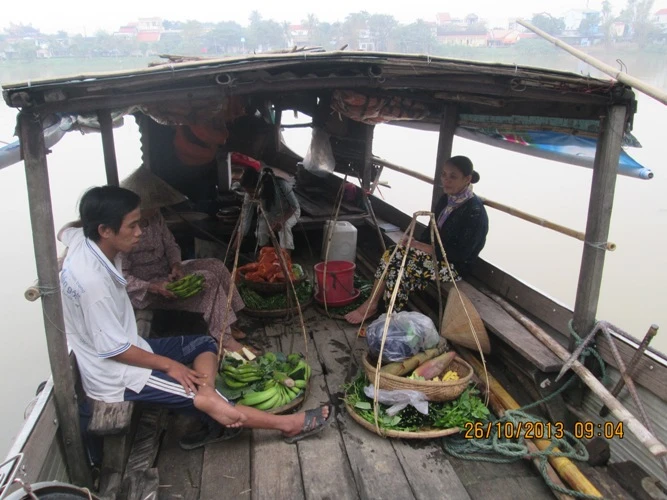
[60,186,332,449]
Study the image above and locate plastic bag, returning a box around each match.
[366,311,440,362]
[363,385,429,416]
[302,127,335,177]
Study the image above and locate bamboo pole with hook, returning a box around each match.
[517,19,667,106]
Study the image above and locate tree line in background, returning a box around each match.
[1,1,664,61]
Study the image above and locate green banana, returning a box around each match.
[238,385,278,406]
[255,390,281,410]
[223,377,249,389]
[293,379,307,389]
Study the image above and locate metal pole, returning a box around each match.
[431,104,458,212]
[19,112,92,487]
[97,109,119,186]
[572,105,627,345]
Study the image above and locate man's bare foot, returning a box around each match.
[194,388,247,427]
[344,300,378,325]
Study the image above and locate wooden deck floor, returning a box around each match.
[155,307,556,500]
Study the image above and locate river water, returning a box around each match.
[0,53,665,453]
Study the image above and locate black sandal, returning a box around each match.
[283,404,335,444]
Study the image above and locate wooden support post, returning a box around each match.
[98,109,119,186]
[361,124,374,191]
[19,112,92,488]
[274,107,282,154]
[431,104,458,212]
[572,105,627,345]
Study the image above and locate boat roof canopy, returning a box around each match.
[2,50,648,178]
[2,51,636,132]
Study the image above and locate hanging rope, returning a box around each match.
[568,319,609,385]
[366,211,490,432]
[218,195,248,362]
[256,202,310,362]
[321,174,348,318]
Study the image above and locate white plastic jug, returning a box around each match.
[321,220,357,263]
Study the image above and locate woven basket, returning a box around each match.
[242,296,313,318]
[344,402,460,439]
[362,353,473,402]
[239,265,306,294]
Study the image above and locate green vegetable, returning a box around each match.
[239,280,313,310]
[343,373,489,432]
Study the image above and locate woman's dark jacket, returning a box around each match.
[418,194,489,277]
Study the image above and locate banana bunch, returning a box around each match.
[166,274,205,299]
[230,354,312,411]
[221,363,264,389]
[237,379,306,410]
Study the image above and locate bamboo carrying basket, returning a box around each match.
[362,353,473,402]
[242,296,313,318]
[344,401,461,439]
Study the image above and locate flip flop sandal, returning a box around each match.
[179,424,242,450]
[283,403,335,444]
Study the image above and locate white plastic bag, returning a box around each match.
[366,311,440,362]
[363,385,429,416]
[302,127,335,177]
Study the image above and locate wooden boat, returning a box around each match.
[1,50,666,499]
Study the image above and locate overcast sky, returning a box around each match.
[5,0,667,35]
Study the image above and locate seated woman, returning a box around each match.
[238,167,301,253]
[120,167,250,353]
[345,156,489,324]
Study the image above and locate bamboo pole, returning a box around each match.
[478,197,616,251]
[478,286,667,458]
[462,351,602,498]
[517,19,667,107]
[19,112,92,488]
[373,157,616,249]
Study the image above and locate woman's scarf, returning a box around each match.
[437,184,474,228]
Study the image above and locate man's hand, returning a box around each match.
[169,263,185,281]
[148,282,177,299]
[164,359,209,395]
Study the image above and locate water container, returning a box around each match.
[321,220,357,263]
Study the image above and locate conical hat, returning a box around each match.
[121,166,187,210]
[441,290,491,354]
